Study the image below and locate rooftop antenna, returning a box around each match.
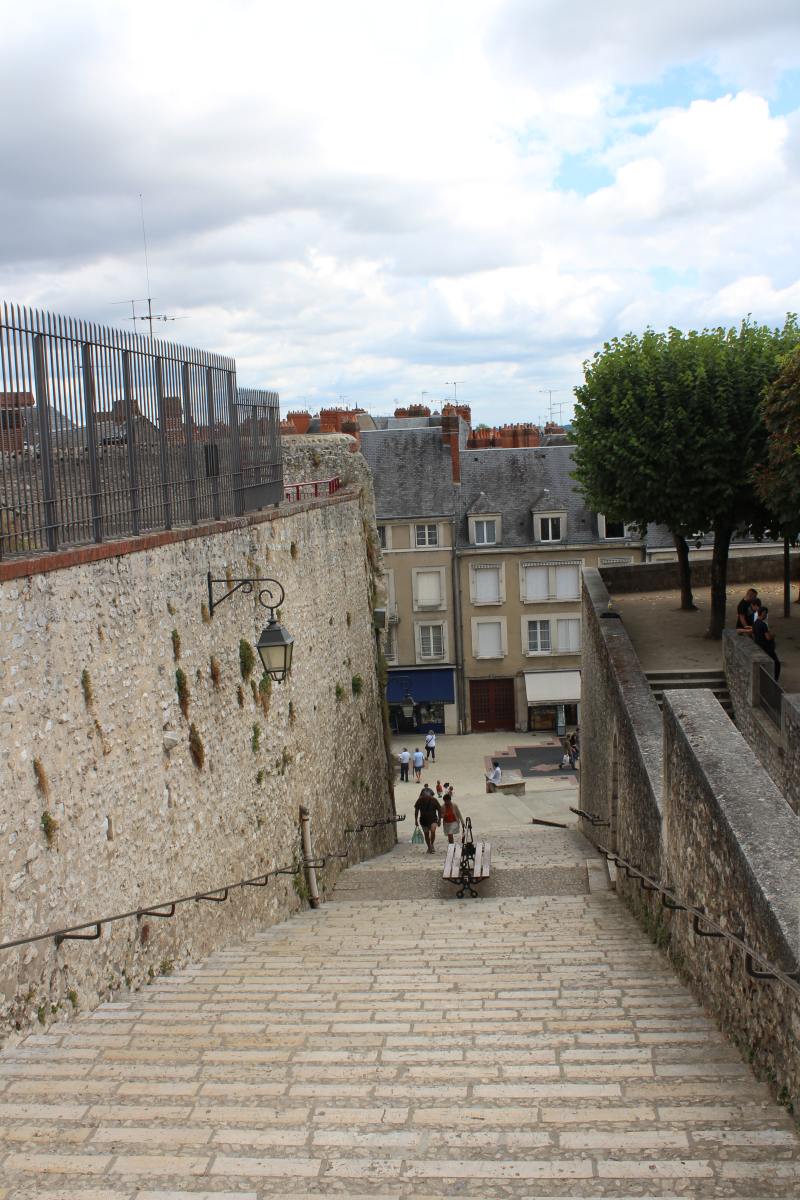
[539,387,563,423]
[112,195,186,337]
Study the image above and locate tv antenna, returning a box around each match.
[539,387,564,422]
[112,195,186,338]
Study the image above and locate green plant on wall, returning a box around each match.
[288,700,296,725]
[189,724,205,768]
[351,674,363,697]
[239,638,255,680]
[237,685,245,708]
[80,668,94,708]
[209,656,222,688]
[290,541,298,559]
[40,810,58,847]
[258,672,271,717]
[200,602,211,624]
[279,747,293,776]
[175,668,190,718]
[335,683,344,702]
[171,629,181,661]
[256,768,265,786]
[251,723,261,754]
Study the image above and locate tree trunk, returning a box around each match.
[672,533,697,610]
[784,534,791,619]
[706,524,733,639]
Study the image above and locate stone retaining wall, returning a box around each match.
[0,447,392,1043]
[581,569,800,1110]
[601,550,799,594]
[724,629,800,814]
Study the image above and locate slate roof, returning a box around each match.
[456,445,600,548]
[360,428,459,519]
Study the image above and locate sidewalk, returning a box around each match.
[0,734,798,1197]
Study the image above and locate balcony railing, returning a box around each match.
[283,476,341,503]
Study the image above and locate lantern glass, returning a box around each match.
[256,621,294,682]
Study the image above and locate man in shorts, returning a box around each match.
[414,785,442,854]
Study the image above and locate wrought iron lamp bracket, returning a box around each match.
[207,572,286,619]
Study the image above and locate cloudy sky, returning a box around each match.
[1,0,799,423]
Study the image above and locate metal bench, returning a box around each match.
[442,819,491,898]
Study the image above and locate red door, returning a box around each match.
[469,679,515,732]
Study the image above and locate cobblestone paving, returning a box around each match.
[0,827,799,1197]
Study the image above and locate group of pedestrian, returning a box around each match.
[414,780,463,854]
[736,588,781,680]
[397,731,437,783]
[559,730,580,769]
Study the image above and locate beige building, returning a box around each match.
[361,418,646,734]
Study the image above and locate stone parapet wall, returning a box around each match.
[0,480,392,1043]
[581,569,800,1111]
[601,551,799,595]
[724,630,800,814]
[662,690,800,1101]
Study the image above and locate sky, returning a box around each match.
[1,0,799,425]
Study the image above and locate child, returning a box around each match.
[436,780,443,797]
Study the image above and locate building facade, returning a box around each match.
[361,415,646,734]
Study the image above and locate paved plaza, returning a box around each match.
[0,734,798,1197]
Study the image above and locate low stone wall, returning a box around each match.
[601,550,799,595]
[723,630,800,814]
[579,570,664,882]
[0,457,393,1043]
[582,568,800,1110]
[662,691,800,1101]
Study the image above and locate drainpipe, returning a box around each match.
[299,806,321,908]
[450,518,467,735]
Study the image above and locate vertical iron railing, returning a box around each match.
[757,665,783,728]
[0,303,283,559]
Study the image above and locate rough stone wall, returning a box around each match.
[582,567,800,1109]
[723,630,800,814]
[0,484,393,1043]
[601,551,799,595]
[661,691,800,1103]
[579,569,664,884]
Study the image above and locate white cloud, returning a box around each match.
[0,0,798,422]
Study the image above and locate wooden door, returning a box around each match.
[469,678,515,731]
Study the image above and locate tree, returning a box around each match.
[754,345,800,612]
[573,318,800,638]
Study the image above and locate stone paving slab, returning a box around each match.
[0,890,799,1196]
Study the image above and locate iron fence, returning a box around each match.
[0,303,283,558]
[758,664,783,728]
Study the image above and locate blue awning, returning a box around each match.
[387,669,455,705]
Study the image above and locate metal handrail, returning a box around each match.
[0,812,404,954]
[596,843,800,996]
[570,806,610,827]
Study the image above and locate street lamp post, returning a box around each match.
[207,573,295,682]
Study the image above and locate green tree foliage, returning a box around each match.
[573,318,800,638]
[754,345,800,538]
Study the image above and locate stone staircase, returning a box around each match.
[646,667,734,718]
[0,822,798,1197]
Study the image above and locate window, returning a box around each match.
[554,564,579,600]
[557,617,581,653]
[474,519,496,545]
[521,561,581,603]
[471,564,502,605]
[604,519,625,539]
[415,523,438,546]
[419,623,444,658]
[377,525,387,549]
[476,620,503,658]
[540,515,561,541]
[413,568,443,609]
[527,619,551,654]
[384,626,397,662]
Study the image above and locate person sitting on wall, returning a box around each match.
[736,588,758,634]
[753,605,781,681]
[486,761,502,787]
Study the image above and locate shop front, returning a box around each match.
[525,669,581,735]
[387,668,456,734]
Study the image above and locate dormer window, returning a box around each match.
[534,512,566,543]
[598,514,626,540]
[468,513,500,545]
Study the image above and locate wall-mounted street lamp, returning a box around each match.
[207,572,295,683]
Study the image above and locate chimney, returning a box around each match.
[441,414,460,483]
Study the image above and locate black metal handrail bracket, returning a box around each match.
[569,806,611,828]
[595,843,800,997]
[0,811,405,957]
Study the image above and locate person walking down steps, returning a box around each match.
[414,785,442,854]
[425,730,436,761]
[441,787,464,844]
[412,747,425,782]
